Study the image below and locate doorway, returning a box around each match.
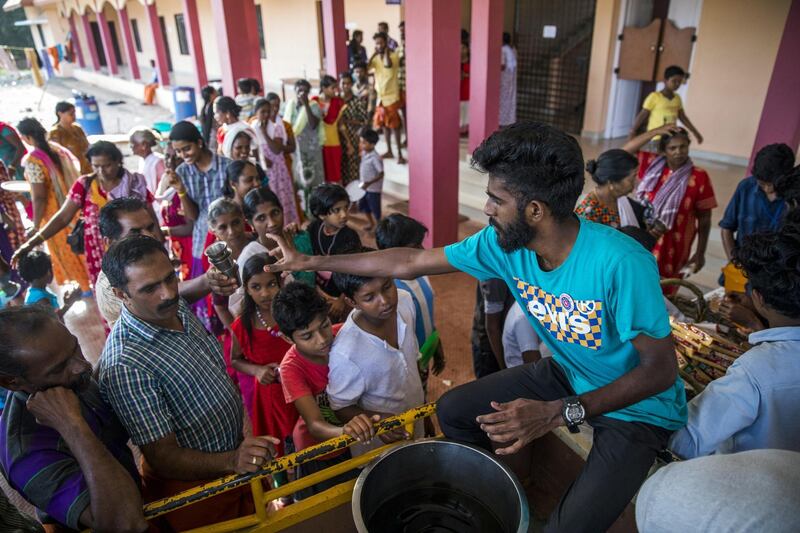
[514,0,597,133]
[107,20,123,66]
[159,16,174,72]
[89,21,107,67]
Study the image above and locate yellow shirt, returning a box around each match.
[369,52,401,107]
[643,91,683,132]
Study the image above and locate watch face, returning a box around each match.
[566,404,585,423]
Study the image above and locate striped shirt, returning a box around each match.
[99,299,244,452]
[176,153,231,258]
[395,276,435,347]
[0,381,137,530]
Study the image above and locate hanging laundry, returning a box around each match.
[40,48,54,78]
[47,46,60,72]
[23,48,44,87]
[56,44,65,62]
[64,37,75,63]
[0,47,17,72]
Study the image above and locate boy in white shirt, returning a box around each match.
[327,267,425,454]
[502,302,542,367]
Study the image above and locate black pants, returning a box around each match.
[437,358,672,533]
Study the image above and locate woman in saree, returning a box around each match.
[285,79,325,214]
[14,140,153,288]
[48,101,92,174]
[252,97,302,225]
[0,121,26,181]
[337,72,369,185]
[14,118,89,291]
[623,125,717,280]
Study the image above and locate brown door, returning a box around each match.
[617,18,661,81]
[656,20,695,76]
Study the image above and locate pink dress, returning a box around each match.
[253,117,301,225]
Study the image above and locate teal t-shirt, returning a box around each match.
[24,287,59,308]
[445,218,686,430]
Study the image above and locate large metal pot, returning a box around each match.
[352,440,530,533]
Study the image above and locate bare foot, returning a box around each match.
[397,156,407,165]
[382,151,394,159]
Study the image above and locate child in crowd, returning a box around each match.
[307,184,362,320]
[375,214,445,375]
[17,251,80,320]
[235,78,256,120]
[358,128,384,231]
[670,222,800,458]
[223,160,266,207]
[313,75,344,183]
[205,198,254,329]
[501,303,542,367]
[630,65,703,145]
[232,187,315,313]
[328,264,425,455]
[230,254,298,464]
[720,143,795,264]
[273,282,377,499]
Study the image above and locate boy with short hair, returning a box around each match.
[376,214,444,376]
[358,128,384,230]
[274,282,376,498]
[327,266,425,455]
[669,222,800,458]
[17,250,81,320]
[630,65,703,145]
[235,78,255,120]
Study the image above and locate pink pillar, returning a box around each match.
[80,12,100,71]
[97,12,119,75]
[406,0,462,247]
[68,14,86,68]
[117,7,140,80]
[322,0,348,77]
[749,0,800,170]
[182,0,208,90]
[210,0,263,96]
[468,0,504,153]
[145,3,171,87]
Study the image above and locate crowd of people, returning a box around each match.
[0,25,797,533]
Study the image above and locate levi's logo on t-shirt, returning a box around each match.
[513,277,603,350]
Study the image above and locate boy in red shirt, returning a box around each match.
[273,282,376,499]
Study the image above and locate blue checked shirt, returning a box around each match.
[176,154,231,258]
[99,299,244,452]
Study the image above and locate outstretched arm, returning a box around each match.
[267,232,456,279]
[621,124,679,155]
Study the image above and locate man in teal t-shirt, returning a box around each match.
[270,122,686,532]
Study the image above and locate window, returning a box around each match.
[256,5,266,59]
[175,14,189,56]
[131,19,142,52]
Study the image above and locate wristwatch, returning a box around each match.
[561,396,586,434]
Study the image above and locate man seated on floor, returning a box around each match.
[98,235,279,531]
[267,121,686,532]
[0,306,146,533]
[670,222,800,458]
[96,197,238,326]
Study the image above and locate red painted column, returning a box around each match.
[749,0,800,170]
[182,0,208,90]
[68,14,86,68]
[145,2,171,87]
[80,12,100,71]
[406,0,462,247]
[322,0,348,77]
[97,12,119,75]
[210,0,263,96]
[468,0,504,153]
[117,7,140,80]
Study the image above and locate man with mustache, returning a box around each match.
[98,235,278,531]
[95,196,238,327]
[268,121,685,532]
[0,306,147,532]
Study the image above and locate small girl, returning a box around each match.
[312,75,344,183]
[230,253,299,460]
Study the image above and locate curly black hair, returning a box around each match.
[733,222,800,318]
[272,281,331,339]
[470,121,584,220]
[752,143,795,184]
